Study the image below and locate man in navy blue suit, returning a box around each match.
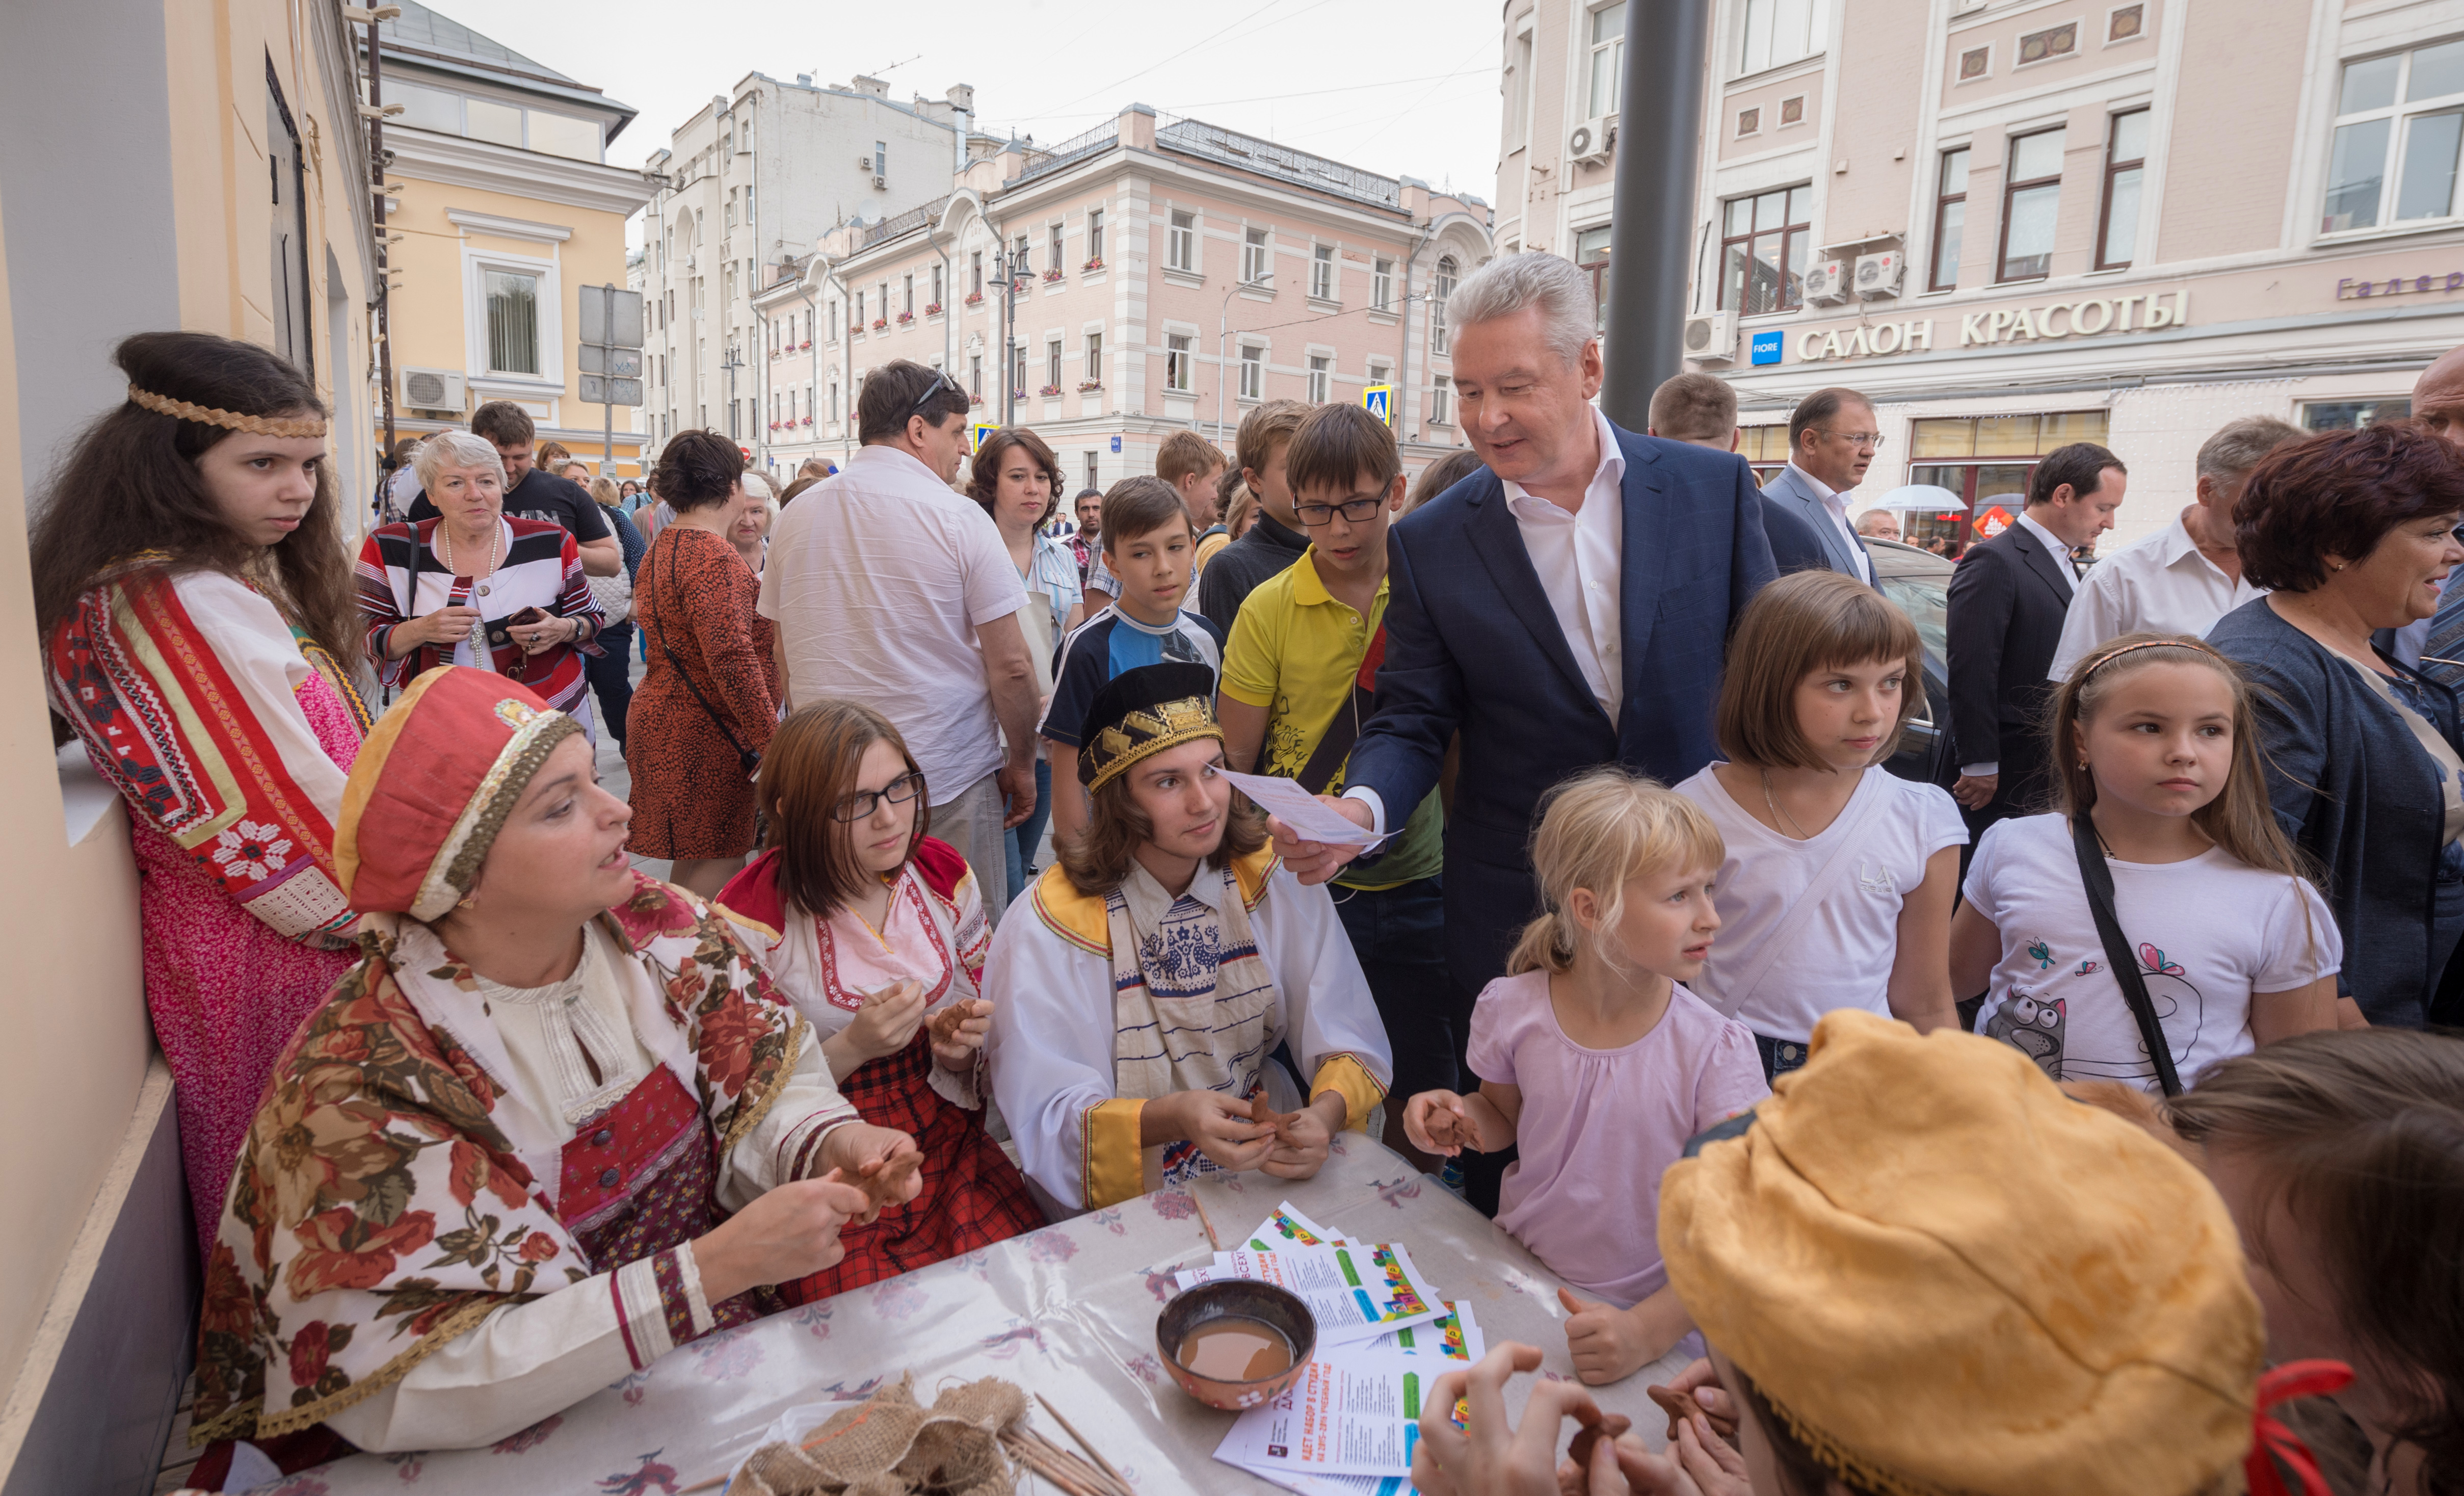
[1270,254,1776,1204]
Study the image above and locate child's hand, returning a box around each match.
[1405,1089,1478,1156]
[1559,1289,1660,1386]
[926,997,993,1069]
[844,980,928,1063]
[1161,1090,1278,1173]
[1259,1094,1341,1180]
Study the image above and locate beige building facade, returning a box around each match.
[375,2,655,479]
[1499,0,2464,549]
[0,3,379,1490]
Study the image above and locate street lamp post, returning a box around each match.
[1598,0,1712,425]
[722,343,746,451]
[1217,273,1272,443]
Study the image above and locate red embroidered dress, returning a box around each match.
[46,565,371,1255]
[718,837,1044,1298]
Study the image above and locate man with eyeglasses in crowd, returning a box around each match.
[760,359,1041,916]
[1760,386,1882,582]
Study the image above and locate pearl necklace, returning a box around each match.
[436,519,501,667]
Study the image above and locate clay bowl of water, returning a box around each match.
[1157,1281,1317,1411]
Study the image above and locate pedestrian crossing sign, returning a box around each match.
[969,421,1000,454]
[1362,384,1393,426]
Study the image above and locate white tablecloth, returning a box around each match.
[270,1139,1688,1494]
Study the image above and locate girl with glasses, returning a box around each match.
[716,700,1046,1299]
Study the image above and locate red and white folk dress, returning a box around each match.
[718,837,1045,1298]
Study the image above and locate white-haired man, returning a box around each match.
[1268,252,1777,1212]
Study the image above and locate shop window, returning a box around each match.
[1740,424,1792,485]
[2322,39,2464,234]
[2300,398,2411,430]
[1998,127,2066,282]
[1904,411,2111,555]
[1719,184,1812,314]
[1930,148,1969,291]
[2097,109,2150,271]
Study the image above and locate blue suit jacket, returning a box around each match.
[1346,422,1779,986]
[1760,464,1873,579]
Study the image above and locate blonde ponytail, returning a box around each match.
[1504,767,1726,978]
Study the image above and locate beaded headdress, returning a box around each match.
[126,384,327,439]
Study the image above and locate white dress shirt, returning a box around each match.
[1345,406,1627,835]
[1784,461,1872,583]
[2046,512,2267,680]
[1960,511,2081,778]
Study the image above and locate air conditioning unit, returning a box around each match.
[1682,310,1738,365]
[1566,118,1613,165]
[399,365,466,412]
[857,152,877,169]
[1804,259,1851,306]
[871,173,888,191]
[1854,250,1905,300]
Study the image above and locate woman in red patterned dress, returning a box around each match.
[36,332,373,1255]
[718,701,1046,1297]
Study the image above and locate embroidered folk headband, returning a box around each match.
[1077,662,1224,792]
[127,384,328,439]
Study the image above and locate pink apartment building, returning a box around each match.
[751,103,1493,489]
[1499,0,2464,552]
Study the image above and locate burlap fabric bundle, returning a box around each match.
[732,1374,1027,1496]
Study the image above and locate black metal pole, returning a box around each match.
[1598,0,1711,429]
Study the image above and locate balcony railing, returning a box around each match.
[858,194,954,250]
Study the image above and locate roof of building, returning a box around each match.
[376,1,638,142]
[1003,108,1430,215]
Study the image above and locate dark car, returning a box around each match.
[1865,537,1958,789]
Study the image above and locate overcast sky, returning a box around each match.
[454,0,1504,237]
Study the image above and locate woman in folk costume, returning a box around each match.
[186,667,921,1480]
[983,663,1394,1218]
[716,701,1047,1298]
[36,332,375,1256]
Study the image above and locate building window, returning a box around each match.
[931,265,944,308]
[1088,208,1105,264]
[1432,255,1459,354]
[1576,225,1612,331]
[1309,354,1331,402]
[745,187,755,225]
[1050,223,1066,272]
[1740,0,1827,74]
[1373,257,1394,310]
[1506,30,1534,150]
[2322,40,2464,233]
[1085,330,1102,385]
[1014,233,1031,276]
[1930,148,1968,291]
[1311,244,1335,300]
[969,354,983,396]
[1011,341,1027,399]
[1430,375,1453,425]
[1368,359,1391,392]
[725,191,736,229]
[903,273,914,316]
[1239,343,1264,400]
[830,382,839,422]
[2097,109,2150,270]
[1718,185,1811,314]
[484,268,541,375]
[970,251,983,295]
[2300,398,2411,430]
[725,264,738,304]
[1170,209,1196,270]
[872,140,886,176]
[1167,333,1194,391]
[854,291,865,329]
[828,300,839,342]
[1085,453,1101,491]
[1998,127,2065,281]
[2017,21,2078,65]
[1588,2,1626,117]
[1904,410,2112,555]
[1046,337,1063,390]
[1243,226,1270,284]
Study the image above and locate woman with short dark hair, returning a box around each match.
[2208,421,2464,1027]
[626,430,781,897]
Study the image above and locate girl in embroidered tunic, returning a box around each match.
[982,663,1394,1218]
[717,702,1046,1298]
[187,668,920,1480]
[37,333,375,1257]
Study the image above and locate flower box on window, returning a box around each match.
[1038,383,1063,397]
[871,318,888,330]
[969,392,984,406]
[924,302,943,316]
[768,421,781,430]
[896,312,914,325]
[800,340,811,350]
[1077,380,1103,392]
[964,291,985,305]
[802,416,812,426]
[1042,268,1065,282]
[1082,257,1105,272]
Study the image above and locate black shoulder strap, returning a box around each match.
[2069,815,2186,1096]
[644,534,760,775]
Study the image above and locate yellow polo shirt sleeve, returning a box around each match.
[1218,578,1286,710]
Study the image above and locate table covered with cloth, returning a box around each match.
[259,1138,1691,1494]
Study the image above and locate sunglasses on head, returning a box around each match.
[910,369,964,421]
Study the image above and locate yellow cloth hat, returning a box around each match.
[1659,1010,2262,1496]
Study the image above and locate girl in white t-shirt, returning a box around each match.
[1401,769,1767,1387]
[1673,570,1967,1081]
[1950,635,2342,1092]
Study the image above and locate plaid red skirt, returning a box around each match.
[780,1027,1045,1303]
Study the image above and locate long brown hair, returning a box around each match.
[2048,634,2309,878]
[755,700,931,917]
[1715,569,1924,772]
[966,427,1062,528]
[1057,764,1267,897]
[31,332,361,670]
[2170,1031,2464,1496]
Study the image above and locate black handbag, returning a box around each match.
[2069,815,2186,1096]
[643,536,760,777]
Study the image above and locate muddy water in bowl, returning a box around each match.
[1175,1317,1294,1382]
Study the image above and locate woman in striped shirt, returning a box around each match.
[356,430,605,734]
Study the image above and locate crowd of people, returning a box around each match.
[27,243,2463,1495]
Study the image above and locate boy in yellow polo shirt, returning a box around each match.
[1217,403,1452,1172]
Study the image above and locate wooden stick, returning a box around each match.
[1003,1431,1101,1496]
[1188,1189,1222,1252]
[1029,1428,1127,1495]
[1036,1394,1134,1493]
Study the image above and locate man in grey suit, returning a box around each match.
[1761,386,1880,581]
[1649,372,1834,573]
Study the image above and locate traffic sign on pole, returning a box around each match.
[1362,384,1393,427]
[578,284,645,474]
[969,421,1000,454]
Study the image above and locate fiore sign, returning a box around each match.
[1797,291,2191,363]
